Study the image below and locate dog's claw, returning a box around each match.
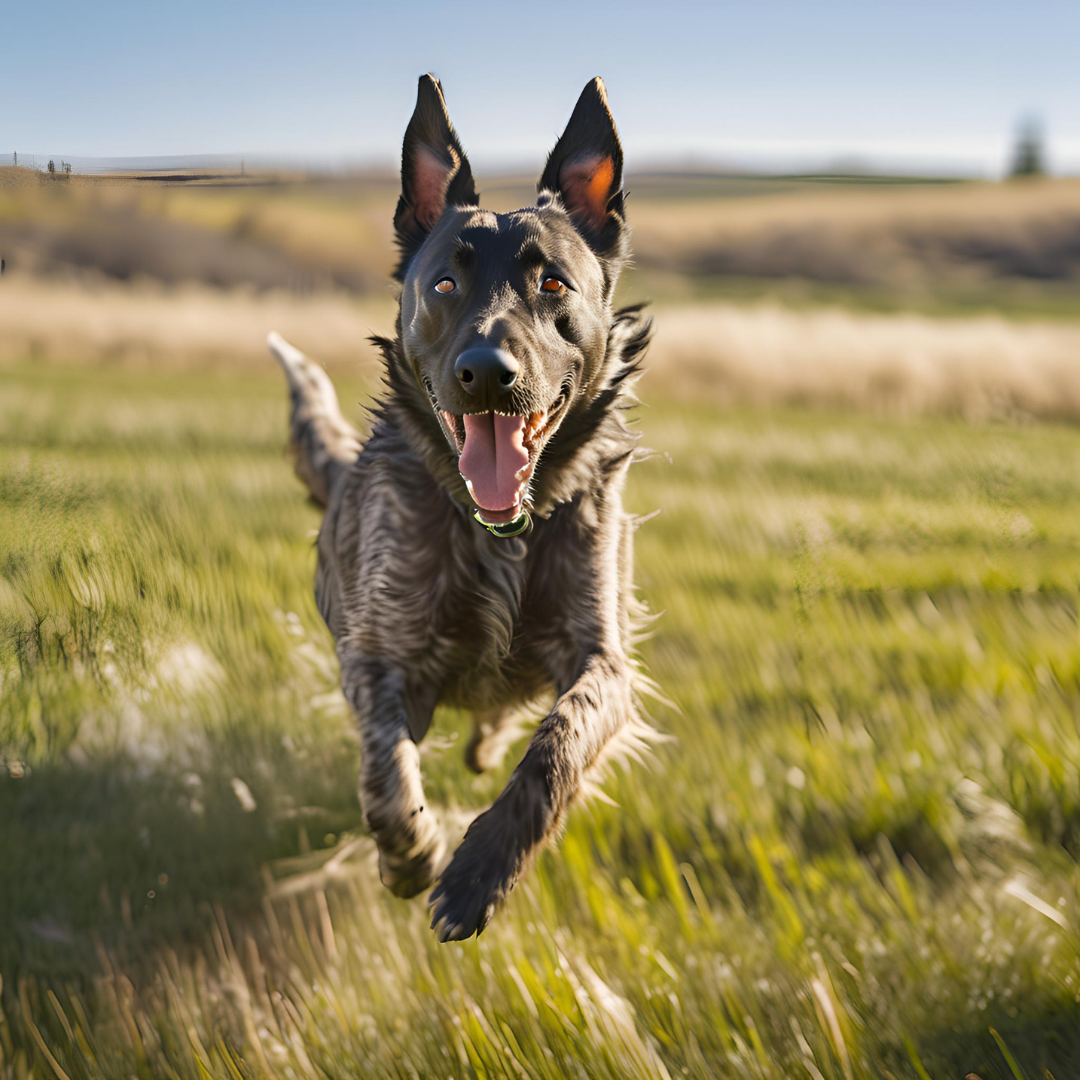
[427,818,517,942]
[429,884,477,943]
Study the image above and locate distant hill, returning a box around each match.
[3,167,1080,318]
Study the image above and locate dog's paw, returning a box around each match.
[378,833,447,900]
[428,810,518,941]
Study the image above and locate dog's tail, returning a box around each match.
[268,332,362,507]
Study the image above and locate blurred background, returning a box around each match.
[4,3,1080,1079]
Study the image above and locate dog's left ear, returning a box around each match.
[538,77,626,259]
[394,74,479,279]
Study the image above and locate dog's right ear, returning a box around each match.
[393,74,478,280]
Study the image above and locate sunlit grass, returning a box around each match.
[2,361,1079,1078]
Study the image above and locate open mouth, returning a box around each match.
[426,386,570,526]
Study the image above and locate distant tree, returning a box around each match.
[1010,116,1046,178]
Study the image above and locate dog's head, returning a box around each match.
[390,75,632,530]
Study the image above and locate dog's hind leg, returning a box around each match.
[268,332,361,507]
[340,653,446,898]
[464,695,551,774]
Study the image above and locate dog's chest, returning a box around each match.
[433,526,594,705]
[383,534,580,707]
[435,616,562,712]
[332,455,594,705]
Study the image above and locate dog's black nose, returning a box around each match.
[455,347,519,402]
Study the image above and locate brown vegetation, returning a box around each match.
[653,302,1080,421]
[631,178,1080,290]
[0,275,392,371]
[4,275,1079,422]
[0,169,393,293]
[5,169,1080,304]
[5,167,1080,420]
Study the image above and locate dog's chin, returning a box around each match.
[426,389,570,525]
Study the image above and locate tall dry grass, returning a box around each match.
[3,275,1080,421]
[653,302,1080,421]
[0,276,395,371]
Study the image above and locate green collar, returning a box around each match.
[474,509,531,538]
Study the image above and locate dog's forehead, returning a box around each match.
[443,206,590,262]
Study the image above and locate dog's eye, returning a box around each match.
[540,277,567,295]
[434,278,456,294]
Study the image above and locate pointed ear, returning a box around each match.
[394,74,478,277]
[538,77,625,255]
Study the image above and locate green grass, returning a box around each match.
[2,360,1080,1079]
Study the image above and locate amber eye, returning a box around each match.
[434,278,456,294]
[540,277,567,295]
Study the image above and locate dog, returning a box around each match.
[270,74,656,941]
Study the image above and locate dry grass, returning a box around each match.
[0,276,395,371]
[5,275,1080,422]
[6,169,1080,306]
[653,302,1080,421]
[0,169,396,293]
[631,178,1080,290]
[631,176,1080,238]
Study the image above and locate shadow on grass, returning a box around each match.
[0,741,363,981]
[0,698,509,986]
[916,1000,1080,1080]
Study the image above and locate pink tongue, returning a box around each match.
[459,413,529,511]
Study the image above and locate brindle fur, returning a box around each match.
[270,75,656,941]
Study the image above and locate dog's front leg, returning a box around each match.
[429,648,633,941]
[340,653,445,898]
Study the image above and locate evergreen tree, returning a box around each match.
[1010,116,1046,177]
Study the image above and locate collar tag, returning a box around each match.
[474,509,531,538]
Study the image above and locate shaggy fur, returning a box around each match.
[270,75,656,941]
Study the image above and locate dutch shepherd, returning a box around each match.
[270,75,657,941]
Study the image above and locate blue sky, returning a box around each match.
[6,0,1079,174]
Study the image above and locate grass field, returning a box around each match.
[3,357,1080,1079]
